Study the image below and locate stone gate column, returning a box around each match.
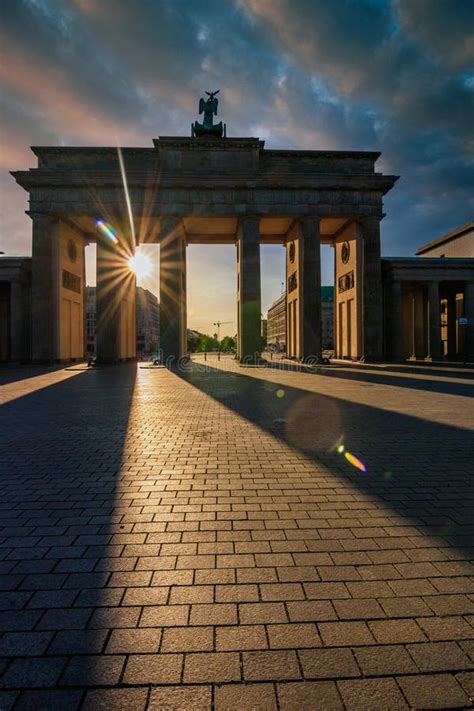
[428,281,442,361]
[237,216,261,363]
[361,217,383,361]
[301,216,322,360]
[159,216,187,363]
[30,213,59,362]
[96,235,121,363]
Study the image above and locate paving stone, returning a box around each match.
[83,688,148,710]
[267,623,321,649]
[398,673,470,709]
[239,602,287,624]
[161,626,214,652]
[299,648,360,679]
[406,641,473,672]
[15,690,82,710]
[0,632,53,657]
[123,653,183,684]
[354,645,418,676]
[337,678,408,710]
[149,685,211,710]
[333,598,385,619]
[369,618,426,644]
[243,650,301,681]
[60,654,125,686]
[216,624,267,651]
[189,603,237,626]
[215,683,277,710]
[105,628,162,653]
[184,652,240,682]
[277,681,343,710]
[318,621,375,646]
[0,657,67,688]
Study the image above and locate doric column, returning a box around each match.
[159,216,187,362]
[96,235,121,363]
[389,280,403,361]
[428,281,442,361]
[464,281,474,363]
[361,217,383,361]
[446,288,457,357]
[237,216,261,362]
[9,281,24,361]
[30,213,59,362]
[301,216,322,360]
[413,287,426,359]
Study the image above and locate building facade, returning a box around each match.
[136,287,160,357]
[85,285,160,357]
[267,293,286,350]
[267,286,334,353]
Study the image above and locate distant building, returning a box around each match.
[86,286,96,355]
[266,287,334,353]
[136,287,160,357]
[86,286,160,357]
[321,286,334,350]
[267,293,286,350]
[261,318,267,343]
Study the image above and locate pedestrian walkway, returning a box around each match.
[0,359,473,709]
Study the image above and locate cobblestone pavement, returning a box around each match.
[0,358,473,710]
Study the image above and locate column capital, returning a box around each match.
[26,211,57,224]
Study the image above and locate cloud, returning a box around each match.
[0,0,472,284]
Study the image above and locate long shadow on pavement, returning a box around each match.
[177,362,474,552]
[0,364,136,708]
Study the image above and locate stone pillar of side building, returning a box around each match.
[388,280,403,361]
[96,234,136,363]
[9,281,25,362]
[413,286,427,359]
[30,213,59,362]
[237,216,261,363]
[464,281,474,363]
[361,217,383,361]
[446,287,458,357]
[428,281,442,361]
[159,216,187,363]
[286,217,322,361]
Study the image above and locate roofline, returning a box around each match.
[416,220,474,254]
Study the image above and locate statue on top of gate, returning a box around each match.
[192,90,226,138]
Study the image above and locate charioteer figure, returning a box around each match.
[192,90,226,138]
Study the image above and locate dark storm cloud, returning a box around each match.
[0,0,472,258]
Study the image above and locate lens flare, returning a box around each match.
[96,219,118,243]
[128,251,152,279]
[276,389,285,398]
[344,451,367,473]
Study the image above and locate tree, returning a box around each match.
[220,335,236,351]
[196,334,219,352]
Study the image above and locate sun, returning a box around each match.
[128,250,152,280]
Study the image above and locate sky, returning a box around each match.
[0,0,473,337]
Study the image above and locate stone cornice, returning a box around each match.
[12,170,398,194]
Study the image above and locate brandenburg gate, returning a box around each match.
[11,93,398,364]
